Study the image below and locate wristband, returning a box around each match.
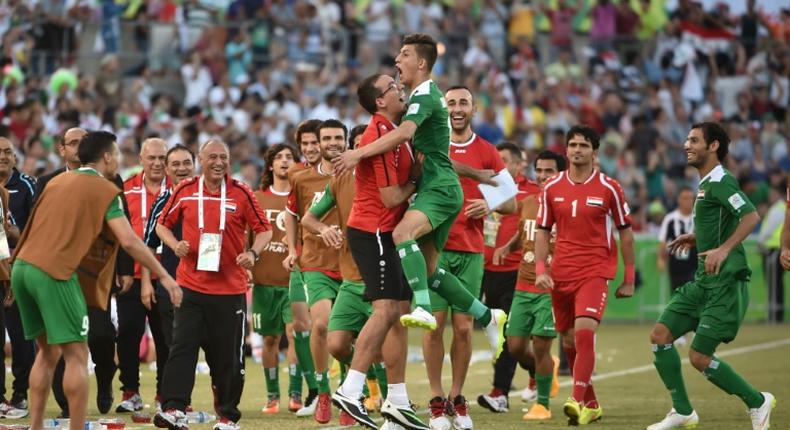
[536,261,546,276]
[624,264,635,284]
[248,249,260,262]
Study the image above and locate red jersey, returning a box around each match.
[124,172,171,278]
[444,134,505,253]
[347,113,413,233]
[484,175,539,271]
[537,169,630,282]
[158,175,271,295]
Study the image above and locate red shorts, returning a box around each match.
[550,277,609,333]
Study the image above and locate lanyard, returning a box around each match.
[141,173,167,221]
[198,175,226,232]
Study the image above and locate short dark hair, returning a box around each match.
[445,85,474,102]
[565,125,600,150]
[349,125,366,149]
[166,144,195,163]
[535,150,567,171]
[261,143,296,190]
[318,119,348,141]
[496,141,522,160]
[78,130,117,165]
[294,119,322,145]
[358,74,384,115]
[402,33,438,71]
[691,122,729,162]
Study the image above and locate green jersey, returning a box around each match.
[402,79,459,190]
[75,168,125,220]
[693,165,755,286]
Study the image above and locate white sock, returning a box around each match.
[340,369,366,399]
[387,383,409,406]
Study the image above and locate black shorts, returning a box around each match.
[347,226,413,302]
[481,270,517,313]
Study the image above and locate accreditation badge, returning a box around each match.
[197,232,222,272]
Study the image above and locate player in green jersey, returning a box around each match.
[332,34,506,344]
[648,122,775,430]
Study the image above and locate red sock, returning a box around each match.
[528,377,536,390]
[564,346,576,374]
[584,384,598,409]
[571,329,596,403]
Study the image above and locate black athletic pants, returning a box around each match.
[765,249,785,323]
[0,297,35,402]
[161,288,246,422]
[480,270,517,395]
[116,280,168,395]
[52,303,117,411]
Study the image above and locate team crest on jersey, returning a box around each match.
[225,203,237,213]
[586,197,604,207]
[697,190,705,199]
[523,251,535,263]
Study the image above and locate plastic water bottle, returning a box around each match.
[186,411,216,423]
[43,418,62,429]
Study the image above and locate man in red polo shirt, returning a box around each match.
[117,137,171,413]
[153,140,272,430]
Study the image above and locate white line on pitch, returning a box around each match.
[321,337,790,430]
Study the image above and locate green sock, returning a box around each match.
[293,331,318,390]
[316,370,331,394]
[653,344,693,415]
[264,367,279,399]
[288,363,302,397]
[396,240,431,311]
[535,374,552,408]
[373,362,388,398]
[428,268,491,325]
[703,356,764,408]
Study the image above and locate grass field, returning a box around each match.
[40,324,789,429]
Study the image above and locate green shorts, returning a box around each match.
[506,291,557,338]
[252,285,292,336]
[289,268,307,303]
[429,251,484,314]
[328,281,371,333]
[303,270,341,307]
[11,260,89,344]
[411,185,463,252]
[657,277,749,355]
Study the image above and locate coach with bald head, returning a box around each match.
[152,140,272,429]
[115,137,172,413]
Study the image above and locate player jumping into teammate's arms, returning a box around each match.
[648,122,775,430]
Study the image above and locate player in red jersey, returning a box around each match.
[535,125,635,425]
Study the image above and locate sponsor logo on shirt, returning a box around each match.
[554,197,565,202]
[586,197,604,207]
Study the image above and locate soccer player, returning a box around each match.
[422,86,516,430]
[477,142,541,412]
[285,119,323,417]
[284,119,347,424]
[333,34,506,346]
[301,162,387,428]
[11,130,182,430]
[491,150,566,421]
[535,125,635,425]
[117,138,171,413]
[140,144,196,411]
[331,73,428,430]
[648,122,775,430]
[251,144,303,414]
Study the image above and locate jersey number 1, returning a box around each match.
[571,199,578,217]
